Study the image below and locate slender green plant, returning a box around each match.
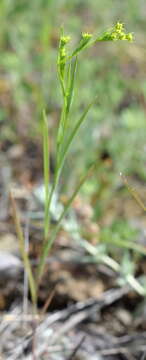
[11,23,133,308]
[38,23,133,280]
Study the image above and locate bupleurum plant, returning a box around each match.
[11,23,133,309]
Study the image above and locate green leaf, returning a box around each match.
[66,57,77,119]
[58,96,98,175]
[42,110,50,241]
[37,161,97,280]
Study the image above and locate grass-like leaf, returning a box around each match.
[57,59,77,157]
[104,236,146,256]
[37,160,97,280]
[120,173,146,211]
[65,57,77,119]
[58,96,98,174]
[42,109,50,242]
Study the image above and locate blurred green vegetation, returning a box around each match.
[0,0,146,227]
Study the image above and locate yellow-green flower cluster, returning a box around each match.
[81,32,93,47]
[58,35,71,79]
[60,47,66,62]
[115,22,124,32]
[60,35,70,47]
[99,22,133,42]
[81,32,92,41]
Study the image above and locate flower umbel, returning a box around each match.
[81,32,92,41]
[98,22,133,42]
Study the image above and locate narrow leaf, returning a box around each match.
[104,236,146,256]
[42,110,50,241]
[57,59,77,158]
[37,161,97,280]
[58,96,98,175]
[66,57,77,118]
[120,173,146,211]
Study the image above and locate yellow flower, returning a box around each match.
[115,22,124,32]
[81,32,92,40]
[60,36,70,47]
[126,33,133,41]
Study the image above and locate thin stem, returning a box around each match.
[37,161,97,280]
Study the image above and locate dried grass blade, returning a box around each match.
[10,191,37,306]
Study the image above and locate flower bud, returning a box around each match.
[60,36,71,47]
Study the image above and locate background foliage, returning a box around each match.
[1,0,146,247]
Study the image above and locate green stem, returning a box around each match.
[37,161,97,280]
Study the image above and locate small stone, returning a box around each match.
[116,308,132,326]
[0,251,22,277]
